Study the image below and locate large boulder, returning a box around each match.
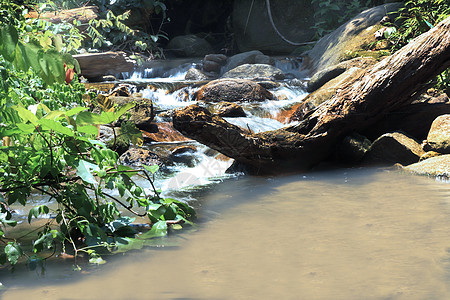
[307,57,377,92]
[222,64,285,80]
[74,51,135,79]
[194,78,273,102]
[423,115,450,154]
[303,3,403,76]
[109,96,154,131]
[141,122,191,143]
[119,148,163,168]
[290,67,365,122]
[232,0,315,54]
[222,50,271,73]
[363,132,425,166]
[166,35,213,57]
[403,154,450,179]
[211,102,247,117]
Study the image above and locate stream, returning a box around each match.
[1,60,450,300]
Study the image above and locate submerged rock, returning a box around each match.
[195,78,273,102]
[222,64,285,81]
[423,115,450,154]
[404,154,450,179]
[363,132,425,166]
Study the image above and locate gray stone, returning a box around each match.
[222,64,285,80]
[166,35,213,57]
[404,154,450,179]
[119,148,163,168]
[303,3,403,76]
[363,132,425,166]
[424,114,450,154]
[185,68,211,81]
[222,50,264,73]
[335,133,372,163]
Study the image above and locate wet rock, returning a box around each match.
[423,115,450,154]
[404,154,450,179]
[232,0,315,54]
[303,3,403,76]
[213,102,246,117]
[335,133,372,164]
[222,64,285,81]
[363,132,425,166]
[169,146,199,167]
[98,125,129,155]
[202,54,227,73]
[222,50,265,73]
[254,54,273,65]
[307,57,377,92]
[74,51,135,79]
[185,68,211,81]
[109,96,154,131]
[195,78,273,103]
[142,122,191,143]
[166,35,213,57]
[290,67,364,122]
[83,82,116,92]
[119,148,163,168]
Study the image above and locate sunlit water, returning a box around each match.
[2,168,450,300]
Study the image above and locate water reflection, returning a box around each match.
[3,168,450,300]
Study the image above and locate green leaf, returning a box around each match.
[77,125,98,135]
[38,119,74,136]
[76,160,100,184]
[16,123,36,134]
[139,220,167,239]
[0,26,18,62]
[13,105,38,124]
[5,242,23,265]
[65,106,87,117]
[28,205,49,223]
[144,165,159,174]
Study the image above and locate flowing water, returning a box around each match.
[2,169,450,299]
[2,61,450,299]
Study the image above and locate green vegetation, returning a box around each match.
[0,0,194,272]
[385,0,450,93]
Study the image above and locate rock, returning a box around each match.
[213,102,247,117]
[290,67,365,121]
[185,68,212,81]
[202,60,221,73]
[423,115,450,154]
[363,102,450,141]
[254,54,273,65]
[74,51,135,79]
[232,0,315,54]
[141,122,191,143]
[403,154,450,179]
[166,35,213,57]
[119,148,163,168]
[222,50,264,73]
[222,64,285,80]
[363,132,425,166]
[202,54,227,73]
[420,151,441,161]
[109,96,154,131]
[307,57,377,92]
[98,125,129,155]
[303,3,403,76]
[335,133,372,164]
[195,78,273,102]
[83,82,116,92]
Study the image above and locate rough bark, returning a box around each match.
[26,6,99,31]
[173,17,450,174]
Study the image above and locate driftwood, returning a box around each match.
[173,17,450,174]
[26,6,99,27]
[73,51,135,79]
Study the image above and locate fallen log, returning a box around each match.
[173,17,450,174]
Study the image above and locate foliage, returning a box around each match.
[34,0,168,55]
[0,2,195,272]
[312,0,378,38]
[385,0,450,93]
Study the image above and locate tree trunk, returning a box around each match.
[173,17,450,174]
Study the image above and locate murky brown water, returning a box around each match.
[3,168,450,300]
